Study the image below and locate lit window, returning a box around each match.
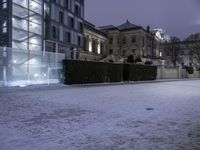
[3,21,7,27]
[2,21,7,33]
[3,0,7,9]
[160,52,163,57]
[3,27,7,33]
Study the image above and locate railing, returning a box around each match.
[0,47,65,87]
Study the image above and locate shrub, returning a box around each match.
[134,57,142,63]
[145,61,153,65]
[127,55,134,63]
[184,66,194,74]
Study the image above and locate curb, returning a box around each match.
[67,78,200,88]
[0,79,200,93]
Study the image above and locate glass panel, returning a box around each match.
[13,0,28,8]
[12,1,43,51]
[29,0,42,14]
[0,47,65,87]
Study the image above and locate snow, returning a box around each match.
[1,80,200,150]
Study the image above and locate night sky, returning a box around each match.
[85,0,200,39]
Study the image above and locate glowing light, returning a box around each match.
[34,74,39,77]
[97,41,101,54]
[89,40,92,52]
[13,60,17,64]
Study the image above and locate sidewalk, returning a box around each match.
[69,78,200,88]
[1,78,200,94]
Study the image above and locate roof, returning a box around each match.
[99,20,144,32]
[84,20,107,37]
[117,20,142,31]
[99,25,118,30]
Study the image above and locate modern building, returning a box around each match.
[0,0,84,59]
[99,20,162,63]
[79,21,107,61]
[0,0,84,87]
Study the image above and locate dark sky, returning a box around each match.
[85,0,200,39]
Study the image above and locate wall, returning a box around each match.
[157,66,199,79]
[188,71,200,78]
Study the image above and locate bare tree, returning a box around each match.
[163,37,181,67]
[185,33,200,70]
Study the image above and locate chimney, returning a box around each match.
[147,26,150,33]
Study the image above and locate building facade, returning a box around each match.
[79,21,107,61]
[0,0,84,59]
[99,20,162,63]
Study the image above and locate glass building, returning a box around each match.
[0,0,84,87]
[0,0,85,59]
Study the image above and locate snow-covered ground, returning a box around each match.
[1,80,200,150]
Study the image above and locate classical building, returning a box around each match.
[0,0,84,59]
[99,20,162,63]
[79,21,107,61]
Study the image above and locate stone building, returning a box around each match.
[79,21,107,61]
[99,20,162,63]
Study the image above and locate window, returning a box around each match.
[131,36,136,43]
[67,32,71,43]
[122,50,126,56]
[92,39,96,52]
[71,47,74,59]
[2,0,7,9]
[78,36,81,46]
[109,37,113,44]
[100,42,104,54]
[159,52,163,57]
[142,37,145,46]
[2,21,7,33]
[117,37,120,44]
[109,49,113,55]
[59,11,64,24]
[123,37,126,44]
[64,0,68,8]
[69,17,74,28]
[84,37,87,50]
[131,49,136,54]
[52,26,56,39]
[79,22,83,32]
[75,5,79,17]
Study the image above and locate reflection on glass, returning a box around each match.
[12,0,43,51]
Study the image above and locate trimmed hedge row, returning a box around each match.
[63,60,157,85]
[124,64,157,81]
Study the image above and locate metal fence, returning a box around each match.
[0,47,65,87]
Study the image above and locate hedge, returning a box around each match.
[63,60,123,84]
[63,60,157,84]
[124,64,157,81]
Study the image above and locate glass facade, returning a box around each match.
[0,47,65,87]
[12,0,43,51]
[0,0,85,87]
